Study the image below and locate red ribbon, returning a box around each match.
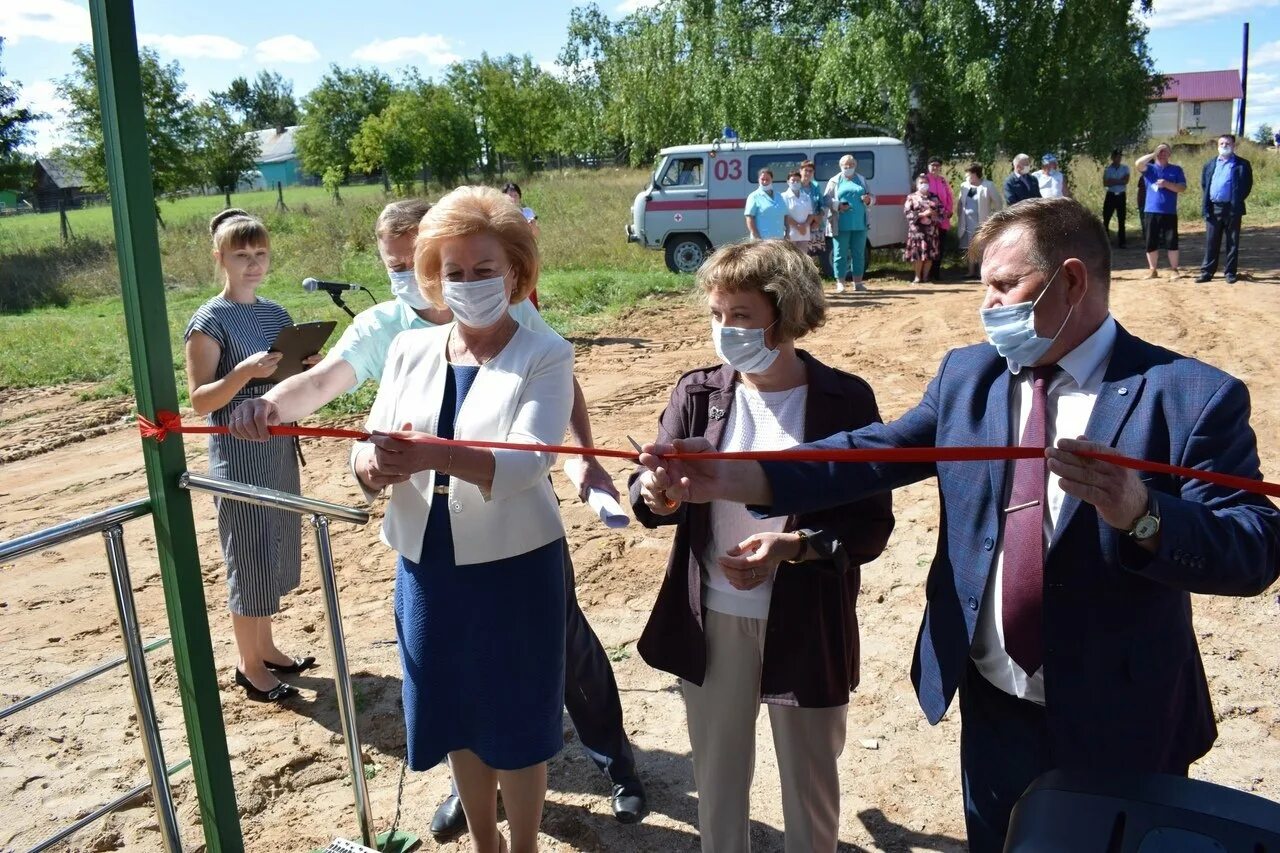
[136,410,1280,499]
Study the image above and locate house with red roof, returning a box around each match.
[1148,70,1242,137]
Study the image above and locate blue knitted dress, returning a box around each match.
[395,364,567,771]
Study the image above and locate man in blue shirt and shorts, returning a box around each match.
[1135,144,1187,279]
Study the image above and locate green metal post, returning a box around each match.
[86,2,244,851]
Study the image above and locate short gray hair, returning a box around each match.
[1013,153,1032,167]
[969,197,1111,296]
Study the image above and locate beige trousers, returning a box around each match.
[681,609,848,853]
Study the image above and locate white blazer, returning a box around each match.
[351,321,574,565]
[954,179,1003,245]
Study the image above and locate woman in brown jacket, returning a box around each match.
[629,240,894,852]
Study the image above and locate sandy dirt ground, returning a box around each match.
[2,226,1279,853]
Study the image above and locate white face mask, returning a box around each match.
[787,180,801,192]
[759,179,773,190]
[1219,144,1233,157]
[442,274,510,329]
[712,320,779,375]
[841,167,856,178]
[917,183,930,193]
[388,268,429,310]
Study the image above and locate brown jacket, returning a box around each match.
[629,351,895,708]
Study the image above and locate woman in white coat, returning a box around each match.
[954,163,1003,280]
[352,185,574,853]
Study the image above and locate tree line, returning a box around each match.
[1,0,1232,208]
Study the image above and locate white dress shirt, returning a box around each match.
[970,315,1118,703]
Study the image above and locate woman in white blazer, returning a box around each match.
[352,186,573,853]
[954,163,1003,279]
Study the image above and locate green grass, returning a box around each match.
[0,168,681,403]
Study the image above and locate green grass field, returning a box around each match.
[0,169,681,406]
[1,141,1275,405]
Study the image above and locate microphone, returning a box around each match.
[302,277,362,293]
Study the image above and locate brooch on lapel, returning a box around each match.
[708,406,726,421]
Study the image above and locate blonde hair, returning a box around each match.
[414,186,539,308]
[696,240,826,340]
[376,199,433,239]
[210,208,269,253]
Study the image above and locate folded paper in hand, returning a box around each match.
[587,488,630,528]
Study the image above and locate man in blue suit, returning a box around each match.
[1196,133,1253,284]
[640,197,1280,852]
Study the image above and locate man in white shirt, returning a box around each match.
[1032,153,1068,199]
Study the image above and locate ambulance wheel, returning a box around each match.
[664,235,711,274]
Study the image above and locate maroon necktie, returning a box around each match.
[1002,365,1054,675]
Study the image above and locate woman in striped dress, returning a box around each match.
[184,209,318,703]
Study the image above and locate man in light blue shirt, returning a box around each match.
[743,168,788,240]
[1196,133,1254,284]
[1101,149,1130,248]
[229,199,649,834]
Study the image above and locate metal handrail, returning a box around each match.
[178,472,369,525]
[27,759,191,853]
[0,499,183,853]
[178,471,378,849]
[1,636,171,722]
[0,499,150,562]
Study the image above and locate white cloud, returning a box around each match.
[1254,40,1280,67]
[255,35,321,64]
[138,33,246,61]
[21,80,70,120]
[615,0,660,13]
[0,0,91,45]
[351,35,460,65]
[1140,0,1280,30]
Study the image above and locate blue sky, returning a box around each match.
[3,0,1279,155]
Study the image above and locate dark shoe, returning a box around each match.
[1226,274,1238,284]
[430,794,467,841]
[265,655,317,673]
[1194,274,1213,283]
[234,669,299,703]
[611,781,647,824]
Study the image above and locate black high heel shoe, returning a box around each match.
[235,669,300,703]
[264,655,318,674]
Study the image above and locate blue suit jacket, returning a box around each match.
[1201,156,1253,218]
[758,323,1279,773]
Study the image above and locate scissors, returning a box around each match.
[627,435,679,509]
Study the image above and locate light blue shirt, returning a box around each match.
[1209,156,1236,204]
[744,187,788,240]
[330,297,553,385]
[1103,163,1129,196]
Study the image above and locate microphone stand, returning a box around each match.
[327,290,356,319]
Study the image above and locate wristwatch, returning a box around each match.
[1127,491,1161,541]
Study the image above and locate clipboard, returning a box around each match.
[267,321,336,382]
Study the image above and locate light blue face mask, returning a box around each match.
[978,264,1072,371]
[388,268,429,309]
[713,320,780,375]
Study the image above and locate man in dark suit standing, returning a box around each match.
[639,197,1280,853]
[1196,133,1253,284]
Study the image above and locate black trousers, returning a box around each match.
[1102,192,1127,247]
[958,661,1190,853]
[1200,202,1242,278]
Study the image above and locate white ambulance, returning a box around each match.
[627,136,911,273]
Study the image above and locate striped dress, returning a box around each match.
[185,296,302,617]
